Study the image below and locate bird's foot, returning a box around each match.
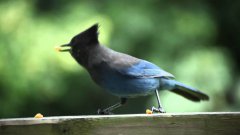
[151,106,166,113]
[97,109,114,115]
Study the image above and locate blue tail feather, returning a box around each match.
[171,80,209,102]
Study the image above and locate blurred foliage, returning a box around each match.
[0,0,239,118]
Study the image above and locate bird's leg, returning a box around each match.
[152,89,166,113]
[98,98,127,115]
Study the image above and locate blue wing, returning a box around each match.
[117,60,175,78]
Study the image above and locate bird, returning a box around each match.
[56,24,209,114]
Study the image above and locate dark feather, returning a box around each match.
[171,88,202,102]
[70,23,99,46]
[171,85,209,102]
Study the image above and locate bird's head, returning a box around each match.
[55,24,99,54]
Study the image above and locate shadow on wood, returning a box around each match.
[0,112,240,135]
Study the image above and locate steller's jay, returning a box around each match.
[56,24,209,114]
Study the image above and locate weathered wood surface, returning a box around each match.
[0,112,240,135]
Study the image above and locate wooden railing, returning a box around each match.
[0,112,240,135]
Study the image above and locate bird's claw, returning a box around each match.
[151,106,166,113]
[97,109,114,115]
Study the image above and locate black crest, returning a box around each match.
[84,23,99,36]
[71,23,99,46]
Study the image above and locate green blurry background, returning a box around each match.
[0,0,239,118]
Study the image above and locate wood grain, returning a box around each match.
[0,112,240,135]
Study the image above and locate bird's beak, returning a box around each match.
[55,44,71,52]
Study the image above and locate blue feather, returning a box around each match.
[90,62,160,97]
[118,60,174,78]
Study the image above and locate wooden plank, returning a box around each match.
[0,112,240,135]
